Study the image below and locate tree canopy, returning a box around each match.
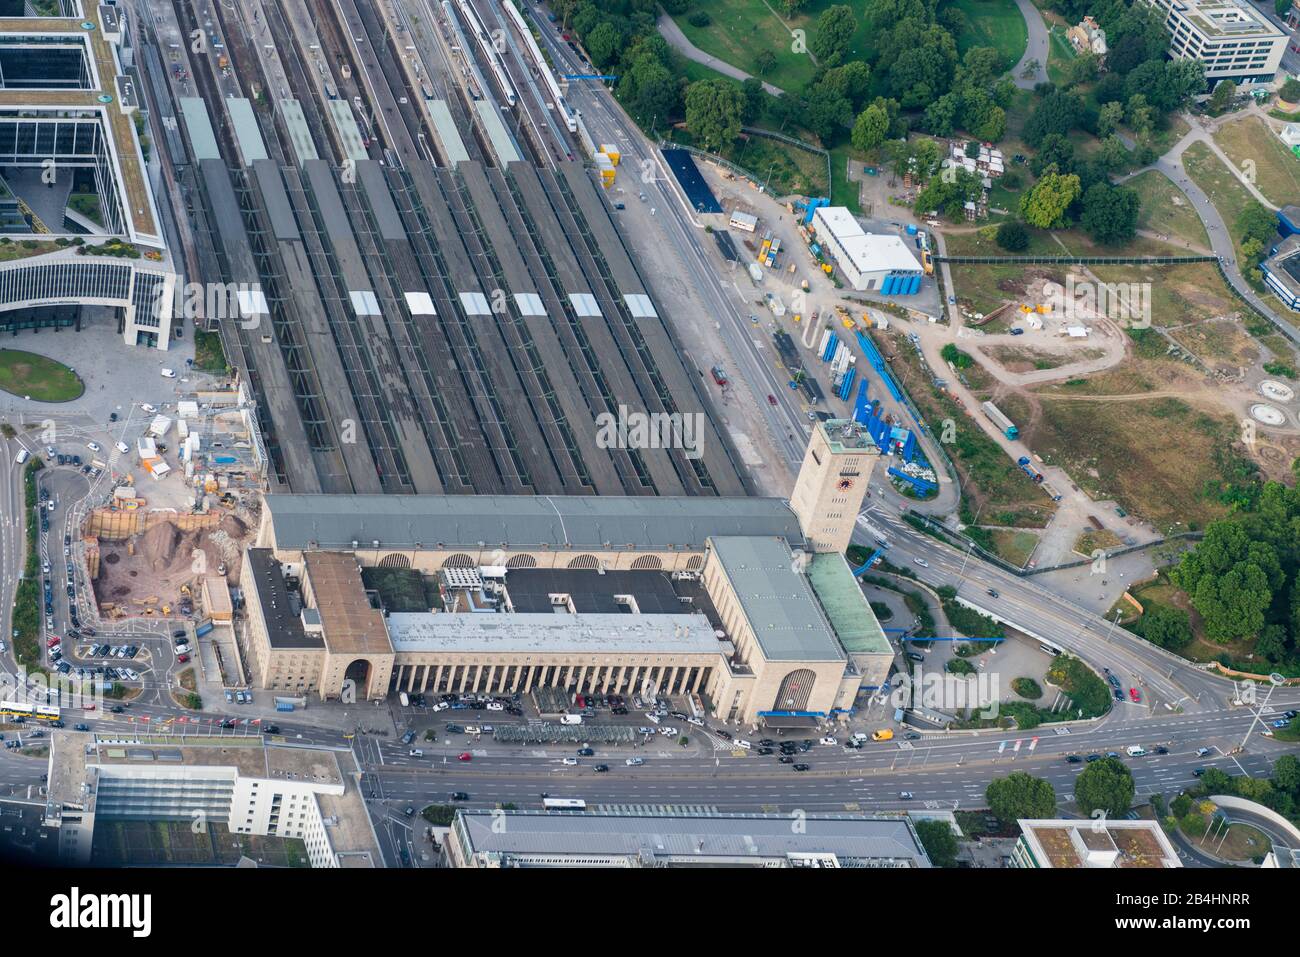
[1074,757,1135,818]
[986,772,1058,821]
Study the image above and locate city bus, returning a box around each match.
[0,700,61,722]
[542,798,587,811]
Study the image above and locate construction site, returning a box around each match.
[87,506,256,623]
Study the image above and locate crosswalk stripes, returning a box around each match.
[594,804,719,816]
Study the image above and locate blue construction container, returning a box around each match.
[1279,206,1300,238]
[905,223,918,235]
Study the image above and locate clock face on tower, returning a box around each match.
[837,478,854,491]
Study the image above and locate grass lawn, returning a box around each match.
[950,0,1028,67]
[0,348,83,402]
[1211,115,1300,210]
[193,329,231,375]
[670,0,817,92]
[0,239,60,262]
[830,144,863,212]
[987,527,1039,566]
[1045,25,1078,86]
[1127,170,1210,249]
[1021,396,1235,531]
[1182,141,1259,271]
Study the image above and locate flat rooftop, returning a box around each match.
[807,554,891,656]
[818,419,878,453]
[247,548,319,650]
[386,610,724,656]
[89,736,343,787]
[0,7,159,243]
[1162,0,1285,38]
[709,536,846,663]
[454,810,931,865]
[303,552,391,656]
[1018,819,1180,868]
[264,494,803,552]
[502,568,695,615]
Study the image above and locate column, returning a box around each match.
[458,663,469,692]
[512,665,523,693]
[406,666,416,693]
[667,667,680,695]
[486,665,498,694]
[575,666,588,694]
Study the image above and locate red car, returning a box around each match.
[458,752,472,762]
[177,653,189,663]
[768,394,778,406]
[1129,688,1141,703]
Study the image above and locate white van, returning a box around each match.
[735,739,753,750]
[14,449,28,465]
[115,441,130,455]
[645,712,661,724]
[560,714,583,725]
[1125,745,1147,757]
[409,749,423,757]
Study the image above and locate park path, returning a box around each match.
[656,12,786,97]
[1011,0,1050,89]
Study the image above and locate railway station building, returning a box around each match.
[242,421,895,724]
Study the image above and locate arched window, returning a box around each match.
[774,669,816,712]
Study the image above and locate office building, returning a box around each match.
[43,732,380,867]
[446,809,933,868]
[0,2,176,347]
[1146,0,1286,87]
[1011,819,1181,868]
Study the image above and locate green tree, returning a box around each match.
[1272,754,1300,794]
[1125,93,1154,136]
[822,61,872,111]
[940,343,973,368]
[1023,90,1083,147]
[1074,758,1135,818]
[851,104,890,154]
[584,21,623,69]
[1080,182,1139,245]
[804,87,853,143]
[1281,77,1300,103]
[684,78,745,151]
[1278,0,1294,19]
[986,771,1057,821]
[924,92,960,137]
[1020,172,1081,229]
[915,818,959,867]
[617,50,680,128]
[1097,101,1125,138]
[755,50,778,76]
[810,5,856,66]
[740,77,766,124]
[1208,79,1237,113]
[1093,135,1132,175]
[1136,604,1192,650]
[1171,521,1282,642]
[995,220,1029,251]
[1064,52,1099,87]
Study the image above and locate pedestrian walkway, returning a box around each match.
[594,803,720,816]
[655,12,785,97]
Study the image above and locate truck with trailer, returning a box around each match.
[1017,456,1045,484]
[981,401,1019,439]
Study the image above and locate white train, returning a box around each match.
[501,0,577,133]
[455,0,517,108]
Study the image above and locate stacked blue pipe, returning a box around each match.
[837,367,856,400]
[821,332,839,362]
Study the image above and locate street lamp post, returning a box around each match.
[1239,673,1287,754]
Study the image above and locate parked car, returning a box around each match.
[1129,688,1141,703]
[457,752,472,761]
[1066,755,1083,764]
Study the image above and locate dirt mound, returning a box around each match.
[220,514,247,538]
[140,521,182,571]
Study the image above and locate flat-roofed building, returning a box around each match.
[243,425,888,722]
[446,809,933,868]
[202,575,233,622]
[1264,234,1300,311]
[0,3,176,348]
[1145,0,1286,87]
[1011,818,1181,868]
[810,206,923,294]
[44,732,381,867]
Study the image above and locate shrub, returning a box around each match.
[687,11,711,27]
[995,220,1029,251]
[946,658,975,675]
[1012,677,1043,699]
